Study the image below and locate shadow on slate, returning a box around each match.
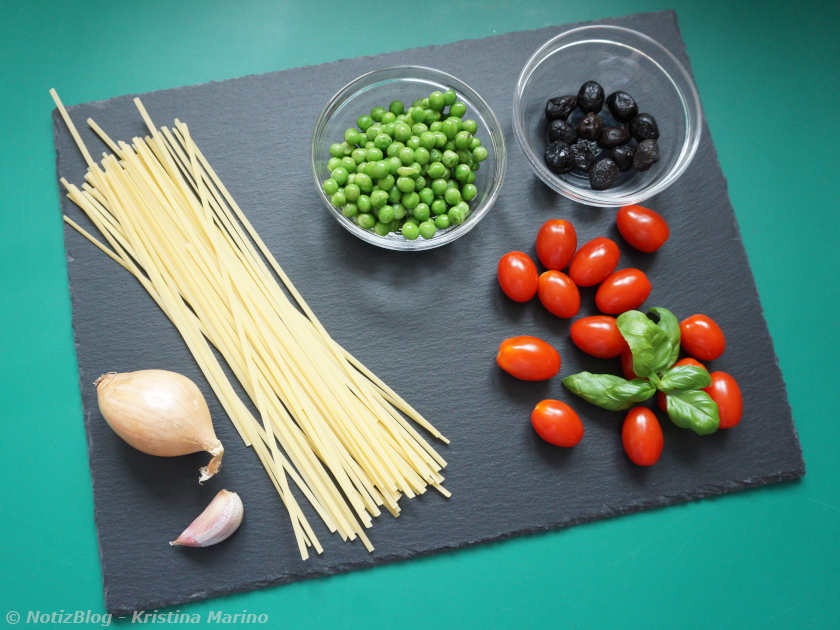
[52,9,804,616]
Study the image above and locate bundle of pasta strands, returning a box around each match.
[51,89,450,560]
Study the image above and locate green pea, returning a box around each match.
[344,183,361,201]
[342,203,358,218]
[457,150,473,166]
[441,118,459,140]
[399,147,415,165]
[327,157,341,171]
[473,146,489,162]
[414,146,431,165]
[431,198,447,215]
[442,150,459,168]
[364,147,382,162]
[410,107,426,124]
[418,187,435,205]
[392,203,406,220]
[378,174,395,191]
[377,205,395,223]
[388,186,401,204]
[331,167,349,186]
[454,131,472,150]
[364,161,382,179]
[365,125,381,141]
[357,115,373,131]
[420,97,430,108]
[450,102,467,118]
[331,191,347,207]
[357,194,371,212]
[444,187,461,205]
[430,148,443,162]
[461,183,477,201]
[447,178,459,188]
[456,200,470,214]
[344,128,361,145]
[397,113,410,122]
[402,191,420,210]
[393,122,411,142]
[461,119,478,134]
[329,143,344,157]
[425,109,441,123]
[355,173,373,193]
[351,148,367,164]
[444,140,456,152]
[323,178,338,195]
[386,142,401,158]
[370,189,389,209]
[341,156,357,172]
[411,122,428,136]
[431,178,448,196]
[414,175,427,190]
[364,141,375,149]
[406,135,421,150]
[413,132,433,152]
[467,170,476,184]
[374,134,391,150]
[413,203,430,222]
[427,91,444,111]
[387,156,402,173]
[397,165,420,177]
[443,89,457,106]
[427,162,446,179]
[358,213,375,229]
[454,164,471,182]
[371,106,386,122]
[381,111,396,124]
[434,214,451,229]
[374,221,390,236]
[347,173,356,185]
[401,221,420,240]
[381,122,396,137]
[448,206,466,225]
[389,100,405,115]
[396,176,415,193]
[470,136,481,150]
[419,219,437,239]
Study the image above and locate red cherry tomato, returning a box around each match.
[704,371,743,429]
[622,407,664,466]
[536,219,577,271]
[497,251,538,302]
[568,237,620,287]
[595,268,652,314]
[680,314,726,361]
[538,271,580,318]
[616,205,670,253]
[570,315,627,359]
[621,348,638,380]
[496,336,561,381]
[531,399,584,447]
[657,358,706,411]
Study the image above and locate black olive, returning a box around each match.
[545,95,577,121]
[633,139,660,171]
[576,112,603,141]
[606,91,638,122]
[548,119,577,144]
[570,140,597,172]
[598,126,630,148]
[544,141,574,174]
[577,81,604,113]
[589,159,619,190]
[610,143,635,171]
[630,113,660,140]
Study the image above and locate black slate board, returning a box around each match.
[53,10,804,615]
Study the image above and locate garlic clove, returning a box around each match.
[170,489,244,548]
[95,369,224,482]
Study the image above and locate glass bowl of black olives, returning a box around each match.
[513,25,702,207]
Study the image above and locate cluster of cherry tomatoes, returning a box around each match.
[495,205,743,466]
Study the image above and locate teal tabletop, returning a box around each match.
[1,1,838,628]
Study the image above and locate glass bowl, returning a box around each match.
[311,66,506,251]
[513,25,702,207]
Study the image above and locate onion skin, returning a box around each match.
[170,489,244,548]
[95,369,224,482]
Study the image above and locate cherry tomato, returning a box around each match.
[657,358,706,411]
[570,315,627,359]
[595,268,652,314]
[496,336,561,381]
[680,314,726,361]
[616,204,670,253]
[622,407,664,466]
[536,219,577,271]
[620,348,638,380]
[704,371,743,429]
[538,271,580,318]
[497,251,538,302]
[531,399,584,447]
[568,237,620,287]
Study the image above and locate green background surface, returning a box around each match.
[1,1,838,628]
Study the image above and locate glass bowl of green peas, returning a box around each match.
[311,66,506,250]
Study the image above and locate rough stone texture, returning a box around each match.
[53,10,804,616]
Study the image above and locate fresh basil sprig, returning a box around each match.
[563,307,720,435]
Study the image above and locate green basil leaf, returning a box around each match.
[648,307,680,370]
[563,372,656,411]
[616,310,668,378]
[659,365,711,394]
[665,389,720,435]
